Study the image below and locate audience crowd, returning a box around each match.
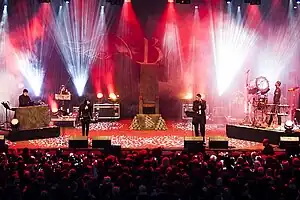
[0,147,300,200]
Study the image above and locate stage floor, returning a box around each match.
[1,120,264,150]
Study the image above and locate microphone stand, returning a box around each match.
[243,70,252,125]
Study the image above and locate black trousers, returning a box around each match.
[268,105,281,126]
[193,123,205,140]
[81,118,90,136]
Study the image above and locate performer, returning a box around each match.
[192,94,207,141]
[59,85,70,95]
[79,99,93,136]
[268,81,281,126]
[19,89,32,107]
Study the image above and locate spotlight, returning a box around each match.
[175,0,191,4]
[39,0,50,3]
[97,93,103,99]
[51,107,58,113]
[195,5,198,9]
[11,118,19,129]
[297,0,300,4]
[284,120,294,131]
[124,0,131,2]
[109,93,118,100]
[64,0,70,3]
[184,93,193,100]
[294,6,298,9]
[168,0,174,2]
[226,0,232,4]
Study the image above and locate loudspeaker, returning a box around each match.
[279,137,299,149]
[69,136,88,148]
[209,137,229,149]
[184,137,204,152]
[92,136,111,149]
[0,135,6,152]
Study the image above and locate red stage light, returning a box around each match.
[97,93,103,99]
[109,93,117,100]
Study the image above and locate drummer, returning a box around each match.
[268,81,281,126]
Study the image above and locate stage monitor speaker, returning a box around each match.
[69,136,88,148]
[92,136,111,149]
[0,135,6,152]
[209,137,229,149]
[184,137,204,152]
[279,137,299,149]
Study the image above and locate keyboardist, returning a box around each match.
[19,89,33,107]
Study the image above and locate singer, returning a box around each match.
[192,94,207,141]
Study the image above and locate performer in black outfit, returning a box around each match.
[192,94,207,141]
[19,89,32,107]
[268,81,281,126]
[79,99,93,136]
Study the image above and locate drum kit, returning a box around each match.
[245,76,290,127]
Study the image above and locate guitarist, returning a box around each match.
[192,94,207,141]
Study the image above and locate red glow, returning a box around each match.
[48,95,58,113]
[246,5,262,29]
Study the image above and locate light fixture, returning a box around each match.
[11,118,19,129]
[297,0,300,4]
[175,0,191,4]
[184,93,193,100]
[195,5,198,9]
[97,93,103,99]
[284,120,294,131]
[226,0,232,4]
[109,93,118,101]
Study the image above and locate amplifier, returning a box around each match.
[93,103,120,119]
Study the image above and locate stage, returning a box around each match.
[226,124,300,145]
[0,120,263,150]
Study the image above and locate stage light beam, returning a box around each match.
[53,0,107,96]
[212,13,258,96]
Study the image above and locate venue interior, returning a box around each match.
[0,0,300,150]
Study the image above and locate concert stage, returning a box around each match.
[226,124,300,145]
[0,120,263,150]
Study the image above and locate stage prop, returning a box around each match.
[7,126,60,142]
[184,137,205,152]
[138,63,159,114]
[209,136,229,149]
[93,103,120,120]
[226,124,300,144]
[131,63,166,130]
[15,106,51,130]
[130,114,167,130]
[69,136,88,148]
